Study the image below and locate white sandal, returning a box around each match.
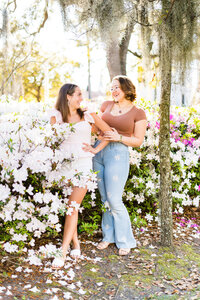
[70,248,81,259]
[52,257,65,269]
[51,248,66,269]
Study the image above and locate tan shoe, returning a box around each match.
[119,248,130,256]
[97,241,110,250]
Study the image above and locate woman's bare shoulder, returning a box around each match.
[100,100,113,112]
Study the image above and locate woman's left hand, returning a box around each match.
[104,128,120,142]
[82,143,97,154]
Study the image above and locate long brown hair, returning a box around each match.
[113,75,136,102]
[55,83,84,123]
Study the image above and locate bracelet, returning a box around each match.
[119,135,123,143]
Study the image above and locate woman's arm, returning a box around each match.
[82,113,111,154]
[90,112,111,132]
[103,120,147,147]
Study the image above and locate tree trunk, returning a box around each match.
[106,40,122,80]
[159,0,173,247]
[106,17,135,80]
[119,17,135,75]
[1,8,9,95]
[36,77,44,102]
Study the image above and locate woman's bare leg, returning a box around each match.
[72,227,79,249]
[61,187,87,256]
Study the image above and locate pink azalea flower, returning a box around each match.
[182,139,188,145]
[180,218,186,222]
[155,122,160,129]
[190,224,199,228]
[179,222,185,227]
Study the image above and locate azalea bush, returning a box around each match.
[123,100,200,223]
[0,95,97,253]
[0,95,200,252]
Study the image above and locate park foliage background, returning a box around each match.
[0,0,200,252]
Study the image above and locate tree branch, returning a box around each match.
[30,0,49,35]
[3,56,48,90]
[6,0,17,12]
[128,49,142,59]
[164,0,176,21]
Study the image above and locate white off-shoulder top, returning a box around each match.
[49,109,95,159]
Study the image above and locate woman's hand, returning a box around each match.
[103,128,120,142]
[82,143,98,154]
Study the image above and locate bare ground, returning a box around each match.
[0,213,200,300]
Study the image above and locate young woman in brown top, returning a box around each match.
[93,75,147,255]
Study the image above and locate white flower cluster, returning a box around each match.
[0,98,97,251]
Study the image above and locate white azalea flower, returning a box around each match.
[193,196,200,207]
[27,255,42,266]
[50,296,59,300]
[0,184,10,202]
[24,268,33,273]
[68,283,76,290]
[0,287,6,293]
[78,288,86,295]
[24,284,32,289]
[145,214,153,222]
[29,286,40,293]
[4,243,18,253]
[15,267,23,272]
[6,290,12,296]
[46,279,53,284]
[13,183,25,194]
[47,214,59,225]
[96,282,103,286]
[58,280,67,286]
[63,292,72,299]
[90,268,97,272]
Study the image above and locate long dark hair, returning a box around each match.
[55,83,84,123]
[113,75,136,102]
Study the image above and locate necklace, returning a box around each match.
[116,102,132,114]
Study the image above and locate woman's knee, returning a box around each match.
[107,198,125,212]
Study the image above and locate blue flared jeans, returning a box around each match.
[93,141,136,249]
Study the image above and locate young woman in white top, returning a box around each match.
[50,83,111,269]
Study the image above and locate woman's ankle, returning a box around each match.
[72,240,80,249]
[61,245,70,256]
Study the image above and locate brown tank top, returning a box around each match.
[101,101,147,137]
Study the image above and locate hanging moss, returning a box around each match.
[167,0,199,68]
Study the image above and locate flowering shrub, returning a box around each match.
[0,96,97,252]
[124,100,200,224]
[0,95,200,252]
